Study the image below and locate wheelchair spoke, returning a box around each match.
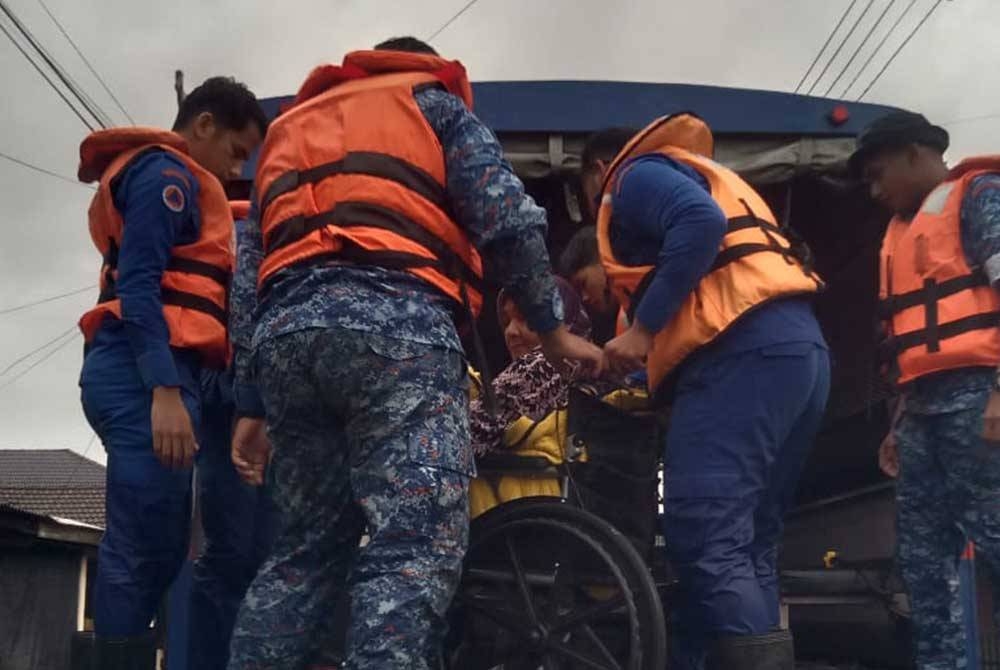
[579,623,623,670]
[549,593,627,634]
[505,532,541,627]
[545,636,621,670]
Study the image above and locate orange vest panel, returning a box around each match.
[597,114,823,391]
[879,156,1000,384]
[77,127,234,369]
[255,51,483,316]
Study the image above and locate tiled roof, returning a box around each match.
[0,449,105,528]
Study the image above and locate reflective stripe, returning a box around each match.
[264,201,483,292]
[260,151,447,214]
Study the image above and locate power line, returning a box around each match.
[0,0,110,128]
[857,0,945,101]
[0,329,79,390]
[842,0,918,98]
[35,0,133,124]
[825,0,897,97]
[0,150,94,189]
[0,17,94,131]
[427,0,482,41]
[0,285,95,316]
[1,324,77,376]
[808,0,877,96]
[795,0,859,93]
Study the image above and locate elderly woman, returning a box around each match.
[470,277,598,456]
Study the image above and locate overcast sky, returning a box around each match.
[1,0,998,465]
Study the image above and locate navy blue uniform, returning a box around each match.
[79,151,202,636]
[611,155,830,669]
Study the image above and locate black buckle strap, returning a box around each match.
[881,311,1000,358]
[166,257,231,287]
[260,151,448,215]
[160,289,227,326]
[264,201,484,294]
[879,271,989,319]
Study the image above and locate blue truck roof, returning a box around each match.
[243,80,900,180]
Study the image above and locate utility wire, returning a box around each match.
[35,0,133,124]
[808,0,876,96]
[0,329,79,390]
[0,150,93,189]
[857,0,945,101]
[427,0,482,41]
[795,0,859,93]
[0,17,94,131]
[0,0,110,128]
[842,0,918,98]
[0,285,94,316]
[825,0,897,97]
[1,324,77,376]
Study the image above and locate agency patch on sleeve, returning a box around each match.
[162,184,186,213]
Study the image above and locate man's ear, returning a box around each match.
[192,111,217,141]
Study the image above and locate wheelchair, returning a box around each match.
[446,386,671,669]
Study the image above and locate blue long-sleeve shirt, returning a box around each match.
[610,154,825,364]
[231,86,563,416]
[85,151,201,389]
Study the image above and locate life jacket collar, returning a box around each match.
[948,155,1000,181]
[292,50,473,110]
[601,112,714,193]
[78,127,188,184]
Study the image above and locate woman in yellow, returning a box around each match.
[470,277,602,455]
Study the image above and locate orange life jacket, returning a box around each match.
[255,50,483,316]
[230,200,251,221]
[879,156,1000,385]
[597,113,823,392]
[78,127,234,369]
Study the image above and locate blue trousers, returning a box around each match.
[80,331,200,637]
[188,370,276,670]
[663,342,830,669]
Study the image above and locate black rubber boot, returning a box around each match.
[93,631,157,670]
[705,630,795,670]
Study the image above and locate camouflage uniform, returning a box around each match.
[226,86,562,669]
[228,328,471,667]
[894,174,1000,670]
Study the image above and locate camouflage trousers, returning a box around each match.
[227,327,472,670]
[896,403,1000,670]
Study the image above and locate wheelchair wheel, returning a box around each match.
[447,498,666,670]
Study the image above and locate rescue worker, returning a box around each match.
[77,78,266,668]
[187,200,276,670]
[226,37,603,670]
[855,111,1000,670]
[560,225,625,344]
[582,116,830,670]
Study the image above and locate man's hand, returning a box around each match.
[151,387,198,470]
[982,390,1000,444]
[603,322,654,376]
[232,417,271,486]
[878,431,899,478]
[539,325,605,378]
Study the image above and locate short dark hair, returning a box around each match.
[374,36,438,55]
[560,226,600,276]
[172,76,268,137]
[581,127,637,172]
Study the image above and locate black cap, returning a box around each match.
[848,111,949,177]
